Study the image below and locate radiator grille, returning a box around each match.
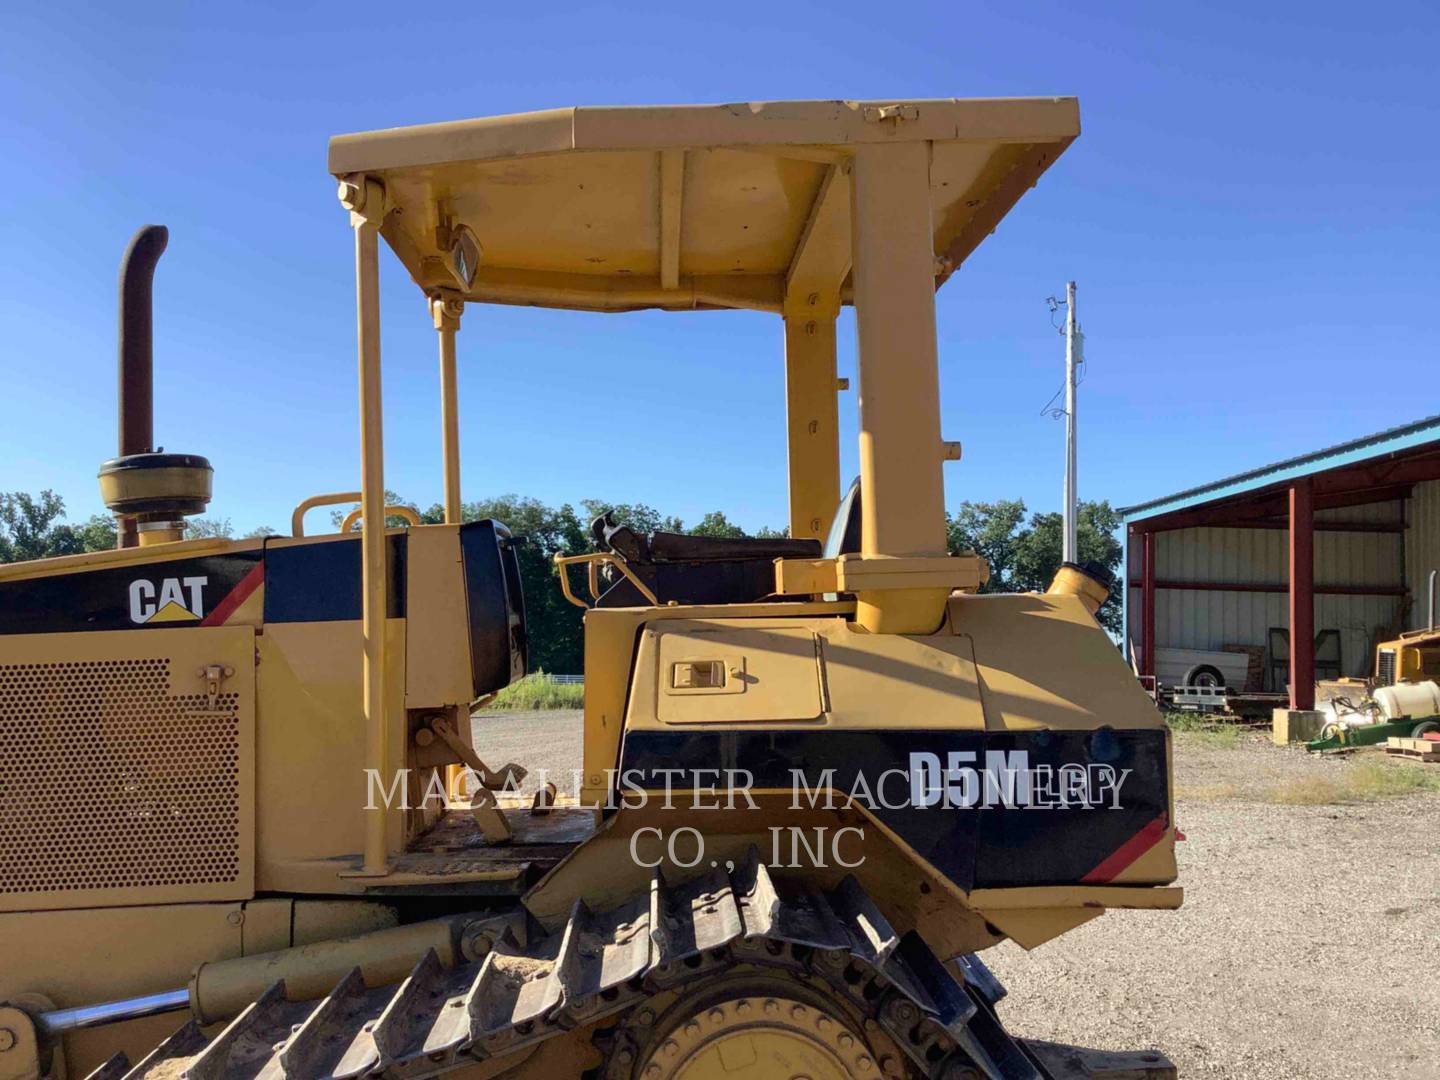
[1377,649,1396,687]
[0,658,241,896]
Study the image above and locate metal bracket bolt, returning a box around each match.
[862,104,919,124]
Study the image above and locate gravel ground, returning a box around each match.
[987,732,1440,1080]
[474,711,1440,1078]
[471,709,590,796]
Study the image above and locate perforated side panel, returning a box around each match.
[0,656,243,899]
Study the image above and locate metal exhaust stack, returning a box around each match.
[98,225,213,547]
[118,225,166,458]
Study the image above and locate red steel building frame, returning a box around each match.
[1123,421,1440,712]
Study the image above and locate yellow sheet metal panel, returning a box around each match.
[252,618,408,890]
[580,607,650,800]
[817,620,985,731]
[254,623,365,876]
[0,536,252,583]
[624,616,986,733]
[773,558,840,595]
[328,106,578,174]
[329,99,1079,173]
[329,98,1078,314]
[419,151,663,276]
[953,592,1165,732]
[836,553,988,592]
[784,165,850,298]
[782,299,841,540]
[679,148,824,276]
[0,626,255,911]
[0,903,245,1078]
[580,602,855,802]
[652,625,823,724]
[404,524,473,709]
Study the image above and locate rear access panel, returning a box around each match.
[0,626,255,911]
[654,624,824,724]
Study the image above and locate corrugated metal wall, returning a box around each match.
[1128,499,1406,679]
[1406,479,1440,627]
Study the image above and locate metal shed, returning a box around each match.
[1120,416,1440,710]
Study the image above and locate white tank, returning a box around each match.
[1373,680,1440,721]
[1318,698,1374,729]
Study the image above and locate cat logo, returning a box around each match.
[129,576,208,624]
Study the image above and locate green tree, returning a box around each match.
[0,490,68,561]
[187,518,275,541]
[580,501,683,538]
[417,495,591,674]
[947,499,1124,635]
[69,514,118,552]
[185,517,234,540]
[0,491,116,562]
[947,500,1027,591]
[689,511,747,538]
[408,499,786,671]
[332,490,423,531]
[466,496,592,673]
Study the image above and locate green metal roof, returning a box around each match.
[1120,414,1440,523]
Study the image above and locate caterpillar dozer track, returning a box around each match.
[75,855,1133,1080]
[0,98,1180,1080]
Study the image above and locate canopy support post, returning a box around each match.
[432,292,465,524]
[432,290,467,804]
[849,142,950,633]
[341,176,392,878]
[783,290,841,541]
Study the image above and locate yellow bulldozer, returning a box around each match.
[0,98,1180,1080]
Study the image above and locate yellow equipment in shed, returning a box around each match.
[1374,628,1440,687]
[0,99,1180,1080]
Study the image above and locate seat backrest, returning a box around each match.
[648,531,819,563]
[590,513,820,608]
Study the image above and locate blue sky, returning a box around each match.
[3,2,1437,535]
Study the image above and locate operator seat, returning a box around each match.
[591,511,820,607]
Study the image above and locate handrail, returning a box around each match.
[339,505,423,534]
[291,492,361,537]
[553,551,659,609]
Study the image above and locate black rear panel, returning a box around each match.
[0,551,262,634]
[619,727,1170,891]
[263,534,407,622]
[459,520,527,697]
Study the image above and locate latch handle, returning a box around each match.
[197,664,235,710]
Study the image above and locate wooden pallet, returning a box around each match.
[1385,736,1440,762]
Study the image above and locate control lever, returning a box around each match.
[427,716,527,843]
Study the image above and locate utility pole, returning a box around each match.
[1062,280,1079,565]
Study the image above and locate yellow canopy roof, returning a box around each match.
[328,98,1078,313]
